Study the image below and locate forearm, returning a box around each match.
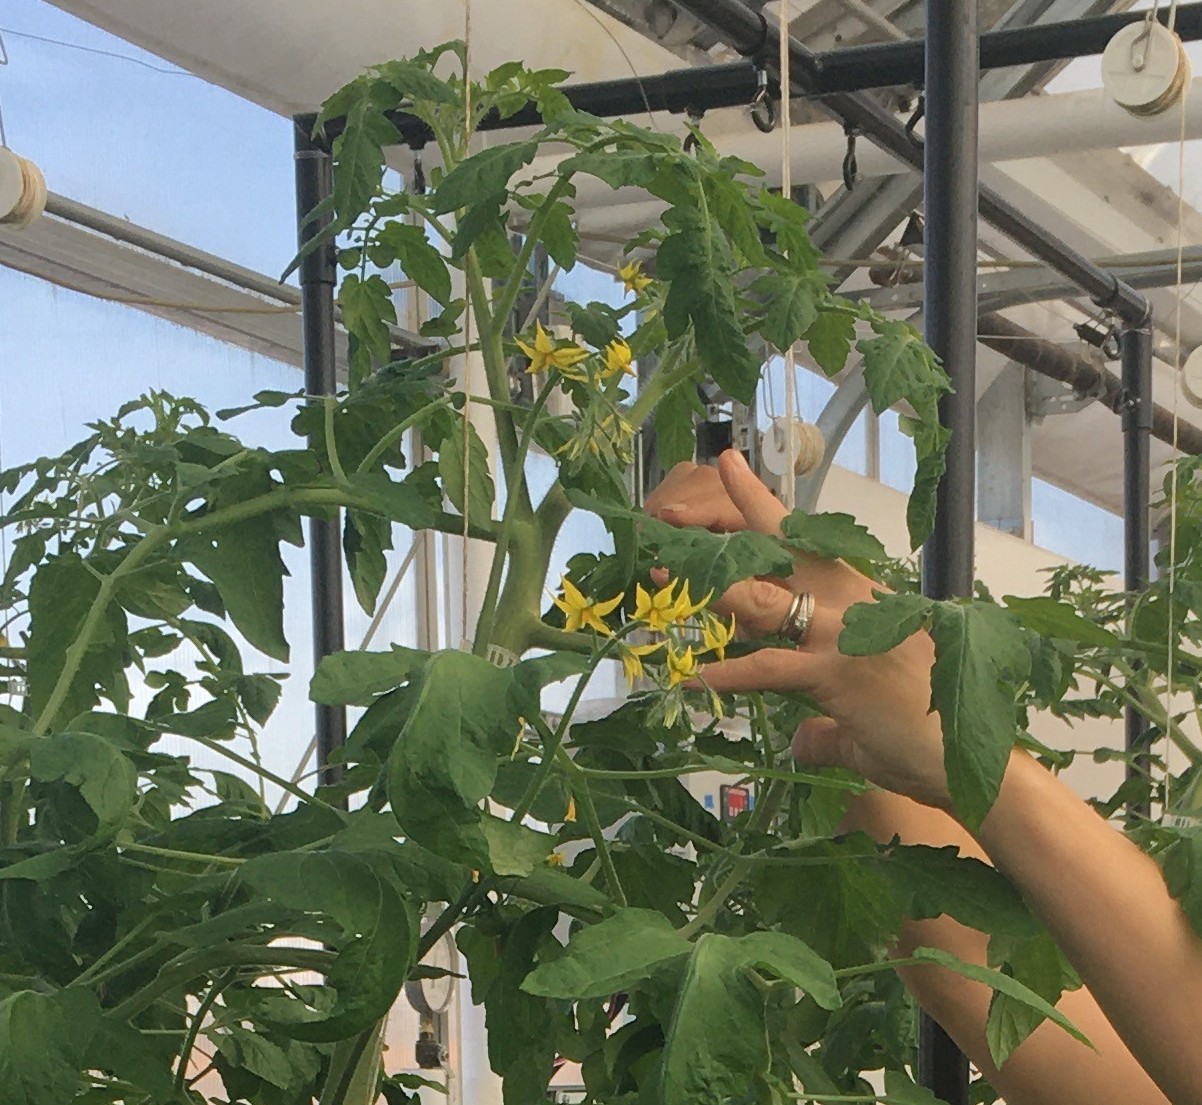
[970,751,1202,1105]
[843,789,1170,1105]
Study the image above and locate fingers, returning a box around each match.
[718,449,788,536]
[708,576,793,638]
[685,649,822,696]
[644,462,747,533]
[791,716,852,771]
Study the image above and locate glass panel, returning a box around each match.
[879,408,918,493]
[2,0,295,275]
[1031,477,1123,572]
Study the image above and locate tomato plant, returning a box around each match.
[1,44,1201,1105]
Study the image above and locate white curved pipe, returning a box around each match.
[536,77,1202,236]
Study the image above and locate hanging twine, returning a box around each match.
[779,4,798,512]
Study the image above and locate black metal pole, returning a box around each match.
[1121,322,1154,824]
[294,118,347,792]
[917,4,976,1102]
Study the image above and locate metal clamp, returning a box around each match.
[683,109,705,154]
[410,144,427,195]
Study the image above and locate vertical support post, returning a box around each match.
[1121,321,1153,823]
[919,4,977,1103]
[294,118,347,791]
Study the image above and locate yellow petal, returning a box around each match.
[565,797,577,823]
[592,591,625,618]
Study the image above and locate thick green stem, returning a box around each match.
[465,252,524,496]
[472,376,558,656]
[626,341,691,430]
[121,842,245,869]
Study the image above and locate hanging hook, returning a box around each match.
[842,125,860,192]
[904,93,925,140]
[750,66,777,133]
[1132,0,1162,71]
[683,109,705,155]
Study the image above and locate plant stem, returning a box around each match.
[417,880,492,960]
[625,340,690,429]
[557,748,627,907]
[489,178,572,331]
[679,778,787,939]
[112,945,334,1022]
[120,841,245,869]
[472,375,558,655]
[180,732,344,813]
[355,395,458,476]
[323,397,348,484]
[174,970,233,1096]
[73,914,159,987]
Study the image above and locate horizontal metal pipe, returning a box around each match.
[671,0,1150,324]
[812,3,1202,94]
[978,312,1201,454]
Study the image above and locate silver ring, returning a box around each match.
[778,591,815,645]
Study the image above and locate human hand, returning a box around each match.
[644,450,952,811]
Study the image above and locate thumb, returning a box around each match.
[791,717,853,771]
[717,449,788,536]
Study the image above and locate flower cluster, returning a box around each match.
[550,575,736,708]
[516,323,634,385]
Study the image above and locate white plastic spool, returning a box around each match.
[760,416,824,478]
[1180,345,1202,409]
[0,148,47,229]
[1102,20,1191,117]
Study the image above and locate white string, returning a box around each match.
[779,4,797,511]
[460,0,474,648]
[1163,53,1187,816]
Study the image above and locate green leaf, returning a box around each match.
[239,849,417,1042]
[480,816,555,877]
[344,509,391,613]
[30,732,136,836]
[929,602,1031,829]
[804,310,856,376]
[332,98,398,226]
[985,930,1081,1067]
[908,946,1091,1063]
[753,271,823,352]
[905,420,950,549]
[884,1071,943,1105]
[311,646,428,707]
[26,553,129,726]
[540,199,578,271]
[658,205,760,405]
[558,149,662,192]
[178,485,289,662]
[654,385,699,469]
[858,318,950,415]
[375,58,460,105]
[1161,826,1202,936]
[339,273,397,384]
[430,140,539,214]
[839,593,933,656]
[522,908,691,999]
[386,652,522,866]
[885,844,1037,940]
[438,415,495,522]
[1002,595,1119,648]
[0,987,101,1105]
[372,222,452,306]
[780,511,887,564]
[660,932,839,1105]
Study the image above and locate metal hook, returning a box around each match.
[904,94,925,140]
[683,109,705,155]
[842,126,859,192]
[750,66,777,133]
[1132,0,1162,71]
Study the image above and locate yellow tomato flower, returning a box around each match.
[551,576,623,635]
[619,641,664,688]
[546,851,566,867]
[618,260,653,295]
[671,582,713,622]
[564,797,577,823]
[517,322,589,376]
[602,338,635,379]
[666,645,699,687]
[633,580,683,632]
[701,612,736,661]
